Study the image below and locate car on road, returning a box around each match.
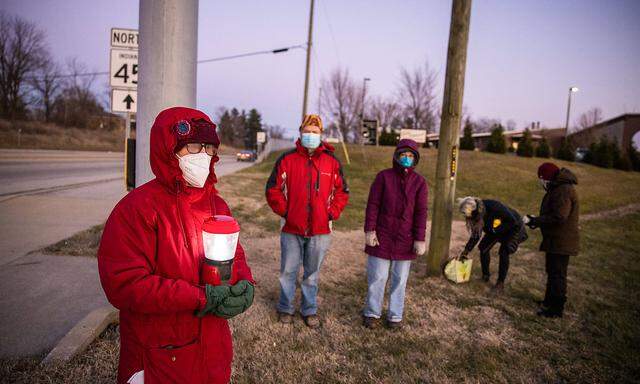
[575,147,588,162]
[236,150,257,162]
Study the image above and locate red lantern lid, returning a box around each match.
[202,215,240,234]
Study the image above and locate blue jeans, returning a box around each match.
[363,255,412,322]
[277,232,331,316]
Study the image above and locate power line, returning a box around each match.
[198,44,306,63]
[27,44,306,80]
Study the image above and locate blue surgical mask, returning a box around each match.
[399,156,414,168]
[301,133,321,149]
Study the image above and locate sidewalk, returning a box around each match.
[0,153,255,358]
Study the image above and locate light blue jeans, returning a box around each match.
[363,255,412,322]
[277,232,331,316]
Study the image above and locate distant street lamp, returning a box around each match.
[361,77,371,119]
[565,86,579,133]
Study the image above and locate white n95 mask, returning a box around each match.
[177,152,211,188]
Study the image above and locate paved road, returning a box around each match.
[0,150,251,265]
[0,150,254,357]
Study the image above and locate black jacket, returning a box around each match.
[464,199,524,253]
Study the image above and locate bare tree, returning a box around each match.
[320,67,362,142]
[52,58,104,128]
[505,119,517,131]
[29,57,61,122]
[576,107,603,132]
[473,117,501,133]
[0,12,47,119]
[397,61,438,132]
[264,124,286,139]
[370,96,400,132]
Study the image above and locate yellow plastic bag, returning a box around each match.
[444,257,473,283]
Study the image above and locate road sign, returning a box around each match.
[256,131,266,143]
[400,129,427,143]
[110,49,138,89]
[362,119,379,145]
[111,89,137,113]
[111,28,139,49]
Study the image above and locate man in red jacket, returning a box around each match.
[98,107,254,384]
[265,114,349,328]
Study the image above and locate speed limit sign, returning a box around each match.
[110,48,138,89]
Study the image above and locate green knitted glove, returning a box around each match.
[196,284,231,317]
[214,280,255,319]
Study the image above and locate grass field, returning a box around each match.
[4,145,640,383]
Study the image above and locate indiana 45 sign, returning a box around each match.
[110,49,138,89]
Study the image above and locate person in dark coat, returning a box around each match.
[458,197,528,292]
[525,162,579,318]
[362,139,428,329]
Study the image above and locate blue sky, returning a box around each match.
[2,0,639,138]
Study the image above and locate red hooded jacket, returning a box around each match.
[98,107,254,384]
[265,140,349,236]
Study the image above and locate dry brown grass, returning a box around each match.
[6,148,639,383]
[0,119,125,152]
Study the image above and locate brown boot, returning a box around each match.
[386,319,403,330]
[491,281,505,294]
[277,312,294,324]
[362,316,379,329]
[303,314,321,329]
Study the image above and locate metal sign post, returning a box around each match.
[110,27,139,190]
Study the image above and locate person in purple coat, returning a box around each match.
[362,139,428,329]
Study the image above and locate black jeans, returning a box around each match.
[479,226,527,283]
[544,253,570,308]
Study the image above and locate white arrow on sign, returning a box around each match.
[111,89,137,113]
[110,49,138,89]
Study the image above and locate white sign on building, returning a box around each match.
[400,129,427,143]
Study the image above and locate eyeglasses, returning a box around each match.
[185,143,218,156]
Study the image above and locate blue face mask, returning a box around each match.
[301,133,321,149]
[398,155,414,168]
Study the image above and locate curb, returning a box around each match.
[42,305,119,365]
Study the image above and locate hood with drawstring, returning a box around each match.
[392,139,420,173]
[98,107,253,384]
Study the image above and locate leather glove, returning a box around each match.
[413,241,426,256]
[365,231,379,247]
[214,280,255,319]
[525,215,539,229]
[197,284,231,317]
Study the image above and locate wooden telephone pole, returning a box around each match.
[426,0,472,275]
[301,0,315,120]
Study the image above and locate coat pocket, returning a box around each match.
[143,339,204,384]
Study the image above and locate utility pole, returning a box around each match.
[136,0,199,186]
[301,0,315,121]
[426,0,472,276]
[564,86,579,134]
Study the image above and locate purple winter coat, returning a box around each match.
[364,139,428,260]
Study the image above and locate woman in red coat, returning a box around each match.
[98,107,254,384]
